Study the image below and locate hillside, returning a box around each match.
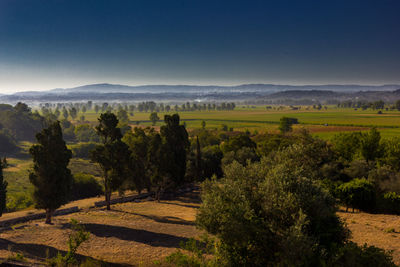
[1,190,399,266]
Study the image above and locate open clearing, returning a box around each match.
[0,191,201,266]
[1,190,400,266]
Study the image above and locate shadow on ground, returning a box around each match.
[0,238,128,266]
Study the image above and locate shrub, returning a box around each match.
[337,178,376,212]
[197,158,349,266]
[70,173,103,201]
[330,242,396,267]
[70,143,98,159]
[379,192,400,215]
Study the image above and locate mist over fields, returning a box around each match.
[1,83,400,105]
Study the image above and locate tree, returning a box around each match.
[149,112,160,126]
[117,109,129,124]
[91,112,130,210]
[62,107,69,120]
[197,158,349,265]
[279,117,298,134]
[201,120,206,129]
[160,114,189,187]
[29,122,73,223]
[69,107,77,120]
[0,161,7,217]
[360,127,383,163]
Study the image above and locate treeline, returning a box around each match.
[337,99,400,110]
[0,102,44,154]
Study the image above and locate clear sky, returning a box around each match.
[0,0,399,93]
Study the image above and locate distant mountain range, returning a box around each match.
[1,83,400,105]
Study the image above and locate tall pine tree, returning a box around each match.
[91,112,130,210]
[29,121,73,224]
[0,161,7,217]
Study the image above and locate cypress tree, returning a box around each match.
[29,121,73,224]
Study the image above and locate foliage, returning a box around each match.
[70,173,103,201]
[329,242,396,267]
[360,127,383,162]
[378,192,400,215]
[74,124,100,142]
[160,114,190,186]
[221,133,256,154]
[150,112,160,126]
[29,121,73,223]
[197,155,349,266]
[0,162,7,216]
[0,129,18,155]
[70,142,98,159]
[331,132,362,162]
[278,116,298,133]
[91,112,130,210]
[337,178,376,212]
[0,103,44,141]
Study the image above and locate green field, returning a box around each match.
[78,106,400,139]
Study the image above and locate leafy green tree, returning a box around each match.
[117,108,129,124]
[278,116,298,134]
[360,127,383,163]
[91,112,130,210]
[0,162,7,217]
[337,178,376,212]
[331,132,362,162]
[201,120,206,129]
[160,114,189,187]
[69,107,78,120]
[149,112,160,126]
[29,122,73,223]
[197,156,349,265]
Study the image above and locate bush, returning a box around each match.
[70,173,103,201]
[330,242,396,267]
[378,192,400,215]
[70,143,98,159]
[337,178,376,212]
[6,192,34,212]
[197,158,349,266]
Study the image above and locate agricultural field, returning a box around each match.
[76,106,400,139]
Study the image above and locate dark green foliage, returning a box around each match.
[0,129,18,154]
[197,156,349,266]
[0,162,7,216]
[222,133,256,154]
[378,192,400,215]
[29,121,73,223]
[91,112,130,210]
[60,119,76,141]
[278,116,298,133]
[117,108,129,124]
[0,102,44,141]
[360,127,383,162]
[330,242,396,267]
[380,137,400,171]
[337,178,376,212]
[70,173,103,201]
[149,112,160,126]
[70,142,98,159]
[331,132,362,162]
[95,112,122,143]
[74,124,100,142]
[201,145,223,179]
[122,127,157,193]
[160,114,189,186]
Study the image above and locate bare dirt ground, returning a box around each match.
[338,208,400,265]
[0,191,201,266]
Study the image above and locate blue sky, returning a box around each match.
[0,0,399,92]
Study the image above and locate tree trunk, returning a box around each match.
[105,191,111,210]
[45,209,53,224]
